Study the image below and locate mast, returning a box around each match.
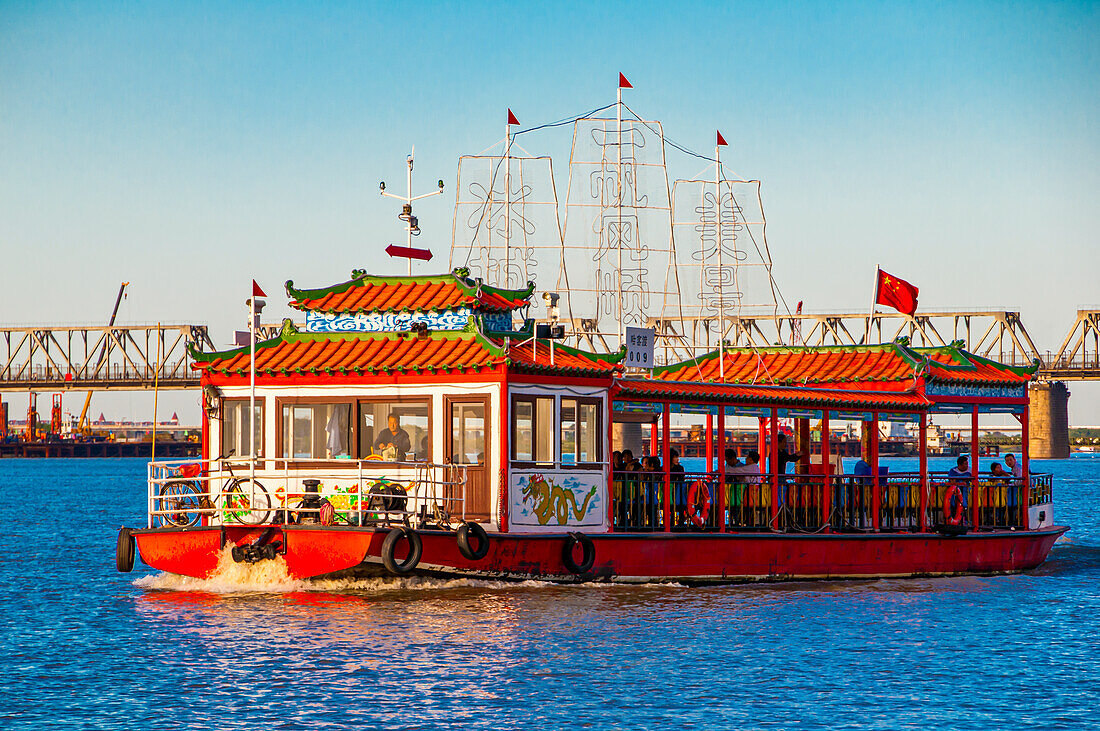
[616,77,625,348]
[716,133,725,380]
[505,113,513,286]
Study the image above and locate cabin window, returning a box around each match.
[359,399,431,462]
[561,398,600,465]
[221,400,263,457]
[451,402,485,464]
[280,403,352,460]
[512,396,554,463]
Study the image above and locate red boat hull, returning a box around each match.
[131,525,1067,583]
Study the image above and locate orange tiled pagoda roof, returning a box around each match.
[190,323,623,379]
[192,325,504,376]
[653,341,1037,389]
[285,268,534,315]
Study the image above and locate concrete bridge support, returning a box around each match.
[1029,381,1070,459]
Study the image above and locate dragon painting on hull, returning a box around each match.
[512,472,603,527]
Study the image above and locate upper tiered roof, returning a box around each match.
[285,268,534,314]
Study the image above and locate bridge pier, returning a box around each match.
[1029,381,1070,459]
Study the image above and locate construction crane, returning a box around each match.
[78,282,129,437]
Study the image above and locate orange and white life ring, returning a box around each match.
[686,480,712,528]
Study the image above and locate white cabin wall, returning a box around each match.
[214,381,502,526]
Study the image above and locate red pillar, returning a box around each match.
[650,420,658,458]
[919,412,928,532]
[770,408,780,531]
[821,412,831,531]
[1021,405,1030,528]
[798,418,811,472]
[607,398,616,533]
[971,406,980,530]
[758,417,766,457]
[662,407,671,532]
[871,413,880,531]
[717,407,727,533]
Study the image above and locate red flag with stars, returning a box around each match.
[875,269,918,316]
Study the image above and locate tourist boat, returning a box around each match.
[116,82,1065,583]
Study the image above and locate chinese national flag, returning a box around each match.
[875,269,918,316]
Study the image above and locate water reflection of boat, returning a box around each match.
[117,81,1065,585]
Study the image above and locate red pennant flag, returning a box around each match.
[875,269,919,316]
[507,108,519,126]
[618,72,632,89]
[252,279,267,298]
[717,130,728,146]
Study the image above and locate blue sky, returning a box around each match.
[2,1,1098,421]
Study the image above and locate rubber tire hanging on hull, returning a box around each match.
[562,532,595,575]
[457,522,490,561]
[382,527,423,575]
[116,527,135,573]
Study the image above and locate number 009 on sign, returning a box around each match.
[625,327,655,368]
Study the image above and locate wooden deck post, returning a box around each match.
[717,406,726,532]
[971,406,980,531]
[821,412,831,531]
[871,412,880,531]
[770,408,780,531]
[662,406,672,532]
[919,412,928,532]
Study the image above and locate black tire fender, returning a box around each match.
[456,521,490,561]
[562,532,595,575]
[116,527,135,573]
[382,527,423,575]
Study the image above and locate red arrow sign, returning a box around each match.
[385,244,433,261]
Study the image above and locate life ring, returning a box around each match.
[116,527,135,573]
[686,480,712,528]
[381,527,422,575]
[562,532,595,574]
[457,521,490,561]
[943,484,965,526]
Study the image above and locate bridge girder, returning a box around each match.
[0,324,213,392]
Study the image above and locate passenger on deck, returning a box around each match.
[854,458,872,476]
[725,448,742,472]
[1004,453,1023,478]
[670,449,685,478]
[374,413,411,461]
[775,433,801,474]
[948,456,971,479]
[989,462,1010,478]
[613,450,624,472]
[741,451,762,483]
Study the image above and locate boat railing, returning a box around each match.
[611,468,1053,534]
[146,457,470,530]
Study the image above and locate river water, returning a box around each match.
[2,456,1098,729]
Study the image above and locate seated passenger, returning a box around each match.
[989,462,1010,478]
[854,458,872,477]
[670,449,685,479]
[947,455,971,479]
[1004,453,1023,478]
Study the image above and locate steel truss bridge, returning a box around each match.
[0,325,215,392]
[0,312,1096,391]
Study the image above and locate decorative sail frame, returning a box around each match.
[450,145,565,302]
[670,174,779,357]
[556,116,683,355]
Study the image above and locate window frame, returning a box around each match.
[219,398,265,459]
[559,396,603,468]
[274,397,357,467]
[357,395,434,465]
[510,394,556,466]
